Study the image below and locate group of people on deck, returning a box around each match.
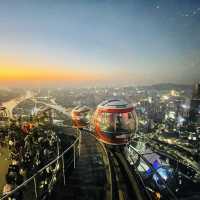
[1,125,59,200]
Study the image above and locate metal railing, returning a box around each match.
[111,150,148,200]
[127,145,178,200]
[0,128,81,200]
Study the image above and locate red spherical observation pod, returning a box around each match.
[71,106,91,129]
[91,99,138,145]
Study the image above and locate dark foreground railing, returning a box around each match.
[127,145,178,200]
[0,128,81,200]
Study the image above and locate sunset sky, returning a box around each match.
[0,0,200,87]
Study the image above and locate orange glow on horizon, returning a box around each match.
[0,54,106,82]
[0,55,116,87]
[0,55,105,83]
[0,67,98,81]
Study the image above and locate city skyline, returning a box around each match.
[0,0,200,87]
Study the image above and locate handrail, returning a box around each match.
[99,142,113,200]
[0,128,81,200]
[37,134,80,174]
[128,145,178,200]
[114,151,148,200]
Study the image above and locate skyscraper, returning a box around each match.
[189,82,200,128]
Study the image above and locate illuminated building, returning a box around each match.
[189,82,200,129]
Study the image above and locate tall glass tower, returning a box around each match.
[189,82,200,129]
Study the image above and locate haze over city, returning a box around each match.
[0,0,200,87]
[1,1,200,200]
